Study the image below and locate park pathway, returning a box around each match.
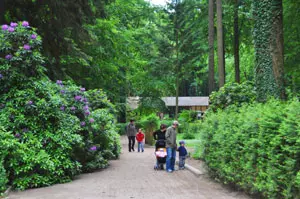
[8,137,250,199]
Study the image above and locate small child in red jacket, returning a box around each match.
[136,128,145,152]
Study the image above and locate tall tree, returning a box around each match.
[253,0,285,101]
[271,0,285,99]
[283,0,300,94]
[208,0,215,94]
[216,0,225,87]
[174,0,181,120]
[233,0,240,83]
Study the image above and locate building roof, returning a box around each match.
[127,96,209,109]
[162,97,209,106]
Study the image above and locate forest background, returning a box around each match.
[1,0,299,121]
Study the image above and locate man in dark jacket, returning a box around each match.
[165,121,179,172]
[126,119,137,152]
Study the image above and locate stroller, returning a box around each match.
[154,139,167,170]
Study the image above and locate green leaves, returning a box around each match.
[208,81,256,112]
[199,99,300,198]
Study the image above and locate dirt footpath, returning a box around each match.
[8,137,250,199]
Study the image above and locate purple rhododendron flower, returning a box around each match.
[90,146,97,151]
[83,105,89,111]
[83,98,88,103]
[0,74,3,79]
[15,133,21,138]
[80,121,86,126]
[70,106,76,111]
[74,95,82,101]
[56,80,62,84]
[60,90,65,94]
[60,106,65,111]
[89,118,95,123]
[31,34,37,39]
[85,111,90,116]
[23,44,31,50]
[80,87,86,92]
[2,24,8,31]
[5,54,12,60]
[8,27,14,32]
[27,101,33,105]
[22,21,29,27]
[10,22,18,27]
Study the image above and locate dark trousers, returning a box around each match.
[128,136,135,151]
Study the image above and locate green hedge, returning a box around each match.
[200,99,300,198]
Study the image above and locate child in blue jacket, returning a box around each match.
[177,140,187,169]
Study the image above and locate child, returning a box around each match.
[136,129,145,152]
[177,140,187,169]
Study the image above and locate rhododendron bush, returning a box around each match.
[0,22,120,191]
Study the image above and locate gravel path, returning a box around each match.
[8,137,250,199]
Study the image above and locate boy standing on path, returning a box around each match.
[136,128,145,152]
[177,140,187,169]
[126,119,137,152]
[165,121,179,173]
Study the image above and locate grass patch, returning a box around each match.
[177,133,203,158]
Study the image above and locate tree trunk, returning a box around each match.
[271,0,285,99]
[208,0,215,94]
[0,0,5,24]
[253,0,284,101]
[233,0,240,83]
[174,0,180,119]
[175,25,179,119]
[216,0,225,88]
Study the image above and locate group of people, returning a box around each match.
[126,119,187,173]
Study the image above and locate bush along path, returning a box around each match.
[200,98,300,199]
[0,22,120,193]
[7,136,250,199]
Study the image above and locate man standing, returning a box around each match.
[165,120,179,172]
[126,119,137,152]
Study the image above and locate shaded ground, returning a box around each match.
[8,136,250,199]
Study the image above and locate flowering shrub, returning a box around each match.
[0,22,121,190]
[72,90,120,172]
[0,127,10,194]
[0,81,82,190]
[0,21,45,95]
[86,89,115,113]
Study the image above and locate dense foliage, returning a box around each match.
[138,113,160,145]
[200,99,300,198]
[208,81,256,112]
[0,159,7,194]
[0,128,9,194]
[0,22,120,191]
[1,0,299,102]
